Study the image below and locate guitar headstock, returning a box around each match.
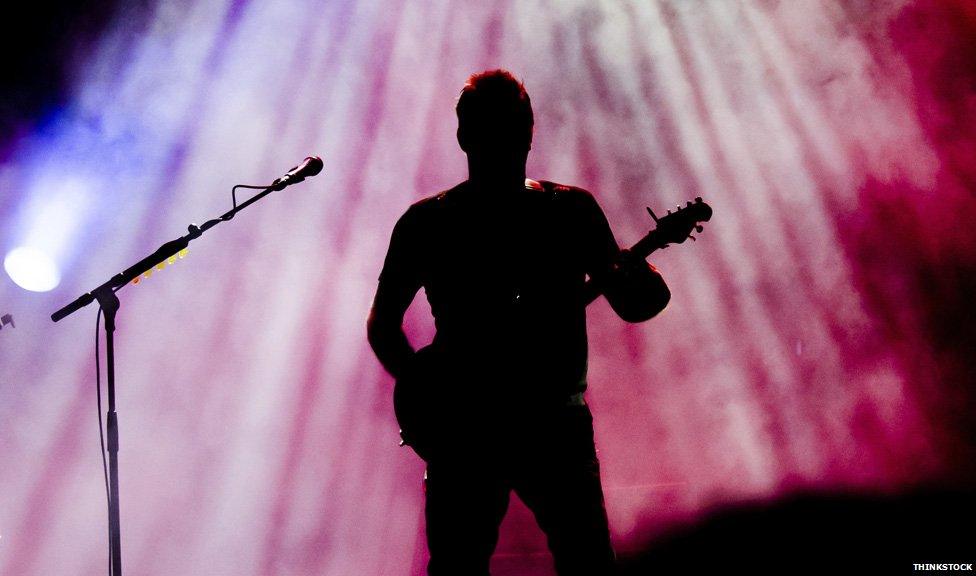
[585,196,715,306]
[647,197,713,247]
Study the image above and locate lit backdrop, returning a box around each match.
[1,1,974,574]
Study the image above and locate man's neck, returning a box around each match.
[466,163,527,192]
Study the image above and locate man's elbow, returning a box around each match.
[606,265,670,323]
[616,285,670,323]
[647,281,671,318]
[366,307,388,351]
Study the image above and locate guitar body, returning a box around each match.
[394,345,506,460]
[393,345,449,461]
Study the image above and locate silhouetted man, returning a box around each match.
[367,70,670,576]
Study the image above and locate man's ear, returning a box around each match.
[457,126,470,153]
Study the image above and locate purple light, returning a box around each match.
[0,1,973,574]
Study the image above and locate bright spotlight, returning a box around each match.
[4,247,61,292]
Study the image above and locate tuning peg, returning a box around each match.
[695,196,702,202]
[646,206,659,222]
[695,225,704,233]
[687,201,693,208]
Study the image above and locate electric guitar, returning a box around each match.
[394,197,713,460]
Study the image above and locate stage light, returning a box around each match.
[3,173,94,295]
[3,247,61,292]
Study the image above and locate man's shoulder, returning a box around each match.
[534,179,602,214]
[411,182,466,208]
[535,179,591,197]
[402,179,601,218]
[397,183,464,225]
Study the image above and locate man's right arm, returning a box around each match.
[366,208,423,380]
[366,282,414,378]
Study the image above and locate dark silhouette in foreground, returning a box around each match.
[367,70,671,575]
[617,485,975,575]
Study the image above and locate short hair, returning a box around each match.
[456,69,533,151]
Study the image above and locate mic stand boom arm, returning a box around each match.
[50,180,289,576]
[52,182,281,322]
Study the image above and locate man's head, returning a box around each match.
[456,70,533,158]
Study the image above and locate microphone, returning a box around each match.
[271,156,324,190]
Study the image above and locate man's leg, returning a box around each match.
[513,406,616,576]
[424,457,511,576]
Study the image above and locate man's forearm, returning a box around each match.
[366,310,415,379]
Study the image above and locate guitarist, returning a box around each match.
[367,69,671,576]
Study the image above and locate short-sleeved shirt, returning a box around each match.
[379,179,620,404]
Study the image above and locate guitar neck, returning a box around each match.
[582,229,665,306]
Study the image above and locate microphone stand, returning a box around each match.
[51,177,301,575]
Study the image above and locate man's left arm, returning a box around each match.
[580,191,671,323]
